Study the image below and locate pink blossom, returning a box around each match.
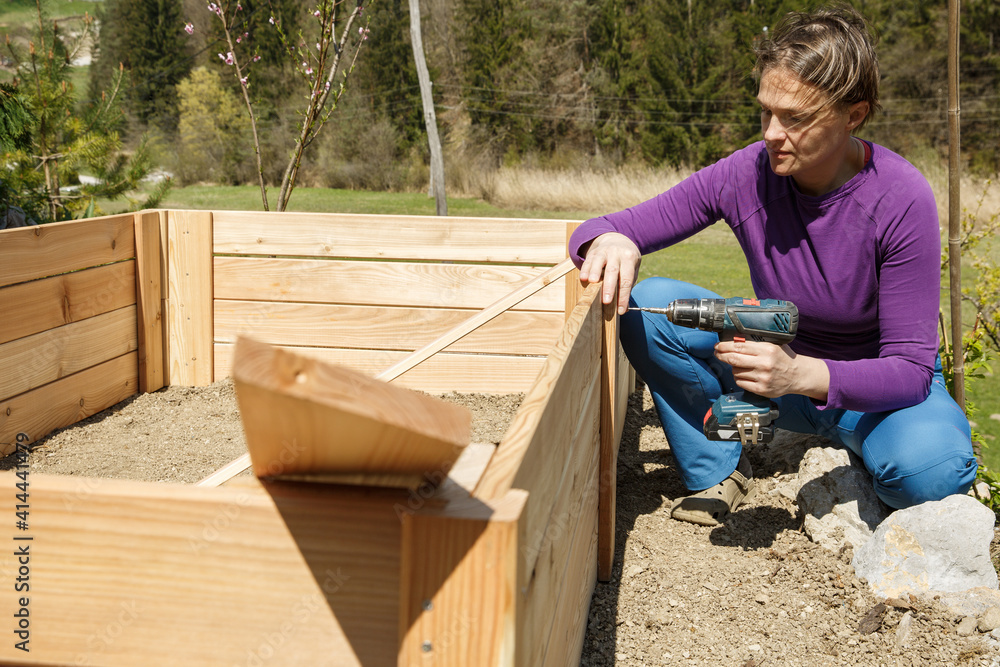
[358,26,369,40]
[184,22,194,35]
[218,52,235,65]
[314,10,321,17]
[269,16,275,24]
[253,55,262,62]
[240,76,248,87]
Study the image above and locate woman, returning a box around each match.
[569,5,976,526]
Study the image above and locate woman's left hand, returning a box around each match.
[714,340,830,401]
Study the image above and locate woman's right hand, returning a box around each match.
[578,232,641,315]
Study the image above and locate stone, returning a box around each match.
[956,616,979,636]
[979,606,1000,633]
[852,495,998,601]
[894,611,914,648]
[774,442,890,551]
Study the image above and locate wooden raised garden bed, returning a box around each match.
[0,210,631,665]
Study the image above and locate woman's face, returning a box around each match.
[758,67,867,196]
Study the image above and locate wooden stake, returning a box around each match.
[197,258,576,487]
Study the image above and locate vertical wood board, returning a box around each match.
[166,210,213,386]
[212,211,570,264]
[398,490,527,667]
[0,306,137,402]
[0,261,137,346]
[0,215,135,288]
[213,256,566,312]
[134,211,165,392]
[0,353,137,456]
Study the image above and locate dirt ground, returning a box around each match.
[6,380,1000,666]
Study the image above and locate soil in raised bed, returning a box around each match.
[3,381,999,666]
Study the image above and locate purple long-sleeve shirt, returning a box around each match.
[569,140,941,413]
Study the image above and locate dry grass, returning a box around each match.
[451,155,998,224]
[453,164,690,214]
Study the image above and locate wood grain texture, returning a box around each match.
[473,283,602,500]
[214,343,545,394]
[135,211,165,392]
[213,300,564,356]
[166,210,213,386]
[598,301,620,582]
[0,306,138,402]
[0,261,137,346]
[213,256,566,311]
[0,474,403,666]
[399,489,527,667]
[517,387,600,667]
[212,211,570,264]
[0,353,138,456]
[0,214,136,288]
[232,337,471,482]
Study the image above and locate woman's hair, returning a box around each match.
[753,4,881,129]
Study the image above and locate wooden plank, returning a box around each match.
[564,222,584,320]
[0,306,138,402]
[212,211,570,264]
[473,284,602,500]
[0,214,135,288]
[0,353,137,456]
[539,469,600,667]
[214,344,545,394]
[213,256,566,312]
[472,285,602,587]
[0,474,402,666]
[213,301,564,356]
[598,301,620,582]
[0,261,137,346]
[398,489,527,666]
[232,337,470,483]
[166,210,213,386]
[517,377,601,667]
[135,211,165,392]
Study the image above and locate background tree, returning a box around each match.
[2,1,165,222]
[88,0,192,132]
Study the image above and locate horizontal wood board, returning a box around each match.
[0,475,403,666]
[214,301,564,356]
[0,215,136,289]
[0,353,138,456]
[213,256,566,312]
[212,211,570,264]
[214,344,545,394]
[0,306,138,402]
[0,261,137,346]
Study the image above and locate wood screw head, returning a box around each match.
[421,641,432,653]
[422,599,433,611]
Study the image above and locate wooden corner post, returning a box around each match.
[598,296,630,582]
[398,490,527,666]
[165,210,214,386]
[134,210,165,392]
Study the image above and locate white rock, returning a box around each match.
[852,495,998,600]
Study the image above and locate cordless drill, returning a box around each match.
[636,297,799,446]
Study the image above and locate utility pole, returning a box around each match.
[409,0,447,216]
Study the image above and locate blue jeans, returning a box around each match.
[621,277,978,509]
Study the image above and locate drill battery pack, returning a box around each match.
[703,391,779,445]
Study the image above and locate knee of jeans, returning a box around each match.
[871,452,978,509]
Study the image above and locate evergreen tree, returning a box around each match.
[89,0,192,132]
